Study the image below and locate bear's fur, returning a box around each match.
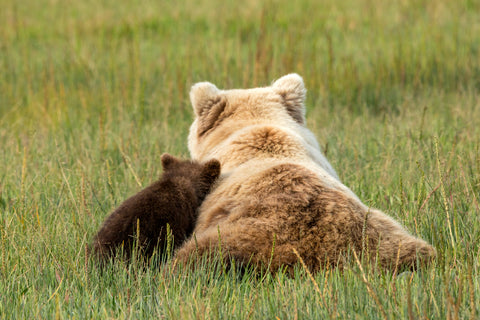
[91,153,221,263]
[174,74,435,273]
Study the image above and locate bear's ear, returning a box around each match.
[190,82,221,116]
[200,159,221,184]
[161,153,179,171]
[190,82,227,136]
[272,74,306,124]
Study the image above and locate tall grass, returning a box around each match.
[1,0,479,318]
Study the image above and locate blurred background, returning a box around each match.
[1,0,479,318]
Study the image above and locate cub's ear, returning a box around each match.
[190,82,227,136]
[272,73,306,124]
[161,153,179,170]
[200,159,221,184]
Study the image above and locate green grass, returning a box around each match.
[1,0,479,318]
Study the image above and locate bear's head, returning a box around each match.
[160,153,221,202]
[188,74,307,161]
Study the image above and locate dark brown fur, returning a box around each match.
[91,154,220,263]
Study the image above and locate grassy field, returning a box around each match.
[1,0,479,318]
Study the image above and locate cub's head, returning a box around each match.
[188,74,307,160]
[160,153,221,202]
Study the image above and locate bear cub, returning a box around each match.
[91,153,221,264]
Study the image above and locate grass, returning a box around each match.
[1,0,479,318]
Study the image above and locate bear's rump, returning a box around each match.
[201,162,367,243]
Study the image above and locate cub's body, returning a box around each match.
[91,154,220,263]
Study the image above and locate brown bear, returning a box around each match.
[91,153,221,264]
[174,74,436,273]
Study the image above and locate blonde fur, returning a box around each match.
[176,74,435,273]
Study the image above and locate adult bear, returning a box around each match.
[175,74,435,273]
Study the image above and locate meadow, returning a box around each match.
[1,0,479,318]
